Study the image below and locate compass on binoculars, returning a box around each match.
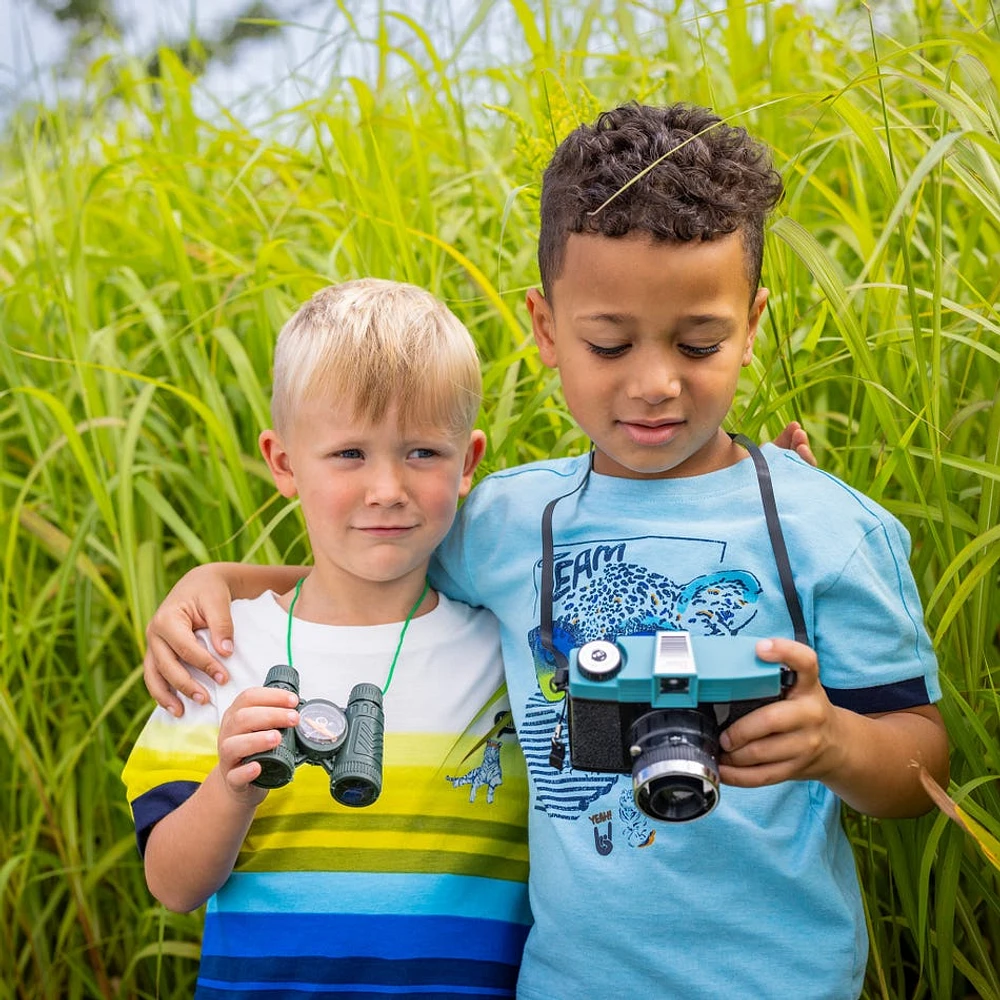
[296,700,349,754]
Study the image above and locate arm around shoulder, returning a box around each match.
[144,562,307,715]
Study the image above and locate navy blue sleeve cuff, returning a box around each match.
[131,780,201,856]
[823,676,932,714]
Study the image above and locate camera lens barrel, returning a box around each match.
[629,709,721,823]
[329,683,384,807]
[247,665,301,789]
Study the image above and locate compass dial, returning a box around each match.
[296,699,348,755]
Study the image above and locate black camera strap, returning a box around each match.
[731,435,809,646]
[539,455,594,694]
[539,437,809,699]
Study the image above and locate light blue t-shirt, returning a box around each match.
[431,444,939,1000]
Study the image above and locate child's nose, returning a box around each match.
[365,463,407,506]
[628,357,681,404]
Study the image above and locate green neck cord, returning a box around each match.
[286,577,304,667]
[285,577,430,696]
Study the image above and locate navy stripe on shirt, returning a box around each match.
[824,676,931,714]
[196,987,514,1000]
[131,780,199,854]
[198,955,519,990]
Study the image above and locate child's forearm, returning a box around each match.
[824,704,949,817]
[222,562,308,599]
[143,768,260,912]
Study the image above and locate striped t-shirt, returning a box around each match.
[122,592,531,999]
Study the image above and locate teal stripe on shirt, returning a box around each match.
[211,871,533,924]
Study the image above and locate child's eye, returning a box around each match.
[332,448,364,460]
[679,343,722,358]
[586,342,629,358]
[409,447,438,460]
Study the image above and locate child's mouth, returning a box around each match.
[619,420,683,446]
[358,525,415,537]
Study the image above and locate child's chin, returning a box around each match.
[594,448,687,480]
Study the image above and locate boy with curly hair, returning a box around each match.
[140,104,947,998]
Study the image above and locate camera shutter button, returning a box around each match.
[577,640,623,681]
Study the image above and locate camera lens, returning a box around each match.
[628,709,721,822]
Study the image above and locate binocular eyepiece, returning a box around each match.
[245,665,384,807]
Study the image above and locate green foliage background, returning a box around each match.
[1,1,998,997]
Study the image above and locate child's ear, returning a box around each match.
[526,288,558,368]
[743,287,769,366]
[458,430,487,498]
[259,429,299,498]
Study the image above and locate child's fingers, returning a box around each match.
[219,728,285,769]
[222,702,299,741]
[200,600,236,663]
[772,421,801,450]
[219,759,271,805]
[143,648,185,717]
[143,637,210,713]
[753,638,820,691]
[719,758,797,788]
[773,421,818,468]
[719,640,824,753]
[720,698,799,754]
[226,760,265,790]
[720,728,814,771]
[792,430,818,469]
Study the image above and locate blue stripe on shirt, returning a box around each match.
[201,912,529,965]
[211,871,531,923]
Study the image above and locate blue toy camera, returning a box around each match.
[568,631,795,822]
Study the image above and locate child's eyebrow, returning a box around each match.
[679,314,737,332]
[577,311,633,325]
[576,311,737,332]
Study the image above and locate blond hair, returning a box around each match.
[271,279,482,438]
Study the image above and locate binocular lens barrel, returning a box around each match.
[330,683,384,807]
[247,666,301,789]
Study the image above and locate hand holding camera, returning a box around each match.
[566,630,797,822]
[718,638,843,789]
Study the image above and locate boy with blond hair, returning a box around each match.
[139,105,947,998]
[122,279,530,999]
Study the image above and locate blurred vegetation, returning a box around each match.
[1,1,998,997]
[13,0,283,90]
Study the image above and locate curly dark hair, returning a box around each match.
[537,103,784,298]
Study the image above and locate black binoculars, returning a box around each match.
[245,665,384,807]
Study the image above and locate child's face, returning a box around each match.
[260,399,485,601]
[528,231,767,479]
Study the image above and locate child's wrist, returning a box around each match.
[207,764,268,814]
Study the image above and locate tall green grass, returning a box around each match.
[1,1,997,996]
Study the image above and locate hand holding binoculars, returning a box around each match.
[244,665,384,807]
